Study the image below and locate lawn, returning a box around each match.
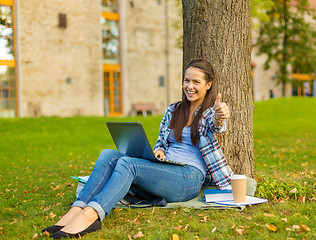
[0,97,315,239]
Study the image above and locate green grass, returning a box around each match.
[0,97,315,239]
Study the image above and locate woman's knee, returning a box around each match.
[99,149,117,157]
[115,157,135,173]
[96,149,120,167]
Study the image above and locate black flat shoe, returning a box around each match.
[50,218,101,239]
[42,225,64,234]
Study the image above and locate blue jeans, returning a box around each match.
[72,149,205,221]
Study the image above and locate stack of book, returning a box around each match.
[204,189,268,206]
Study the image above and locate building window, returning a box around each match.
[101,18,120,65]
[0,0,17,118]
[102,0,122,116]
[102,0,118,13]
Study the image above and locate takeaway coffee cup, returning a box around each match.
[230,175,247,203]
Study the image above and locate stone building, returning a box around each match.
[0,0,183,117]
[1,0,315,118]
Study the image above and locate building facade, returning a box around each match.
[1,0,315,118]
[0,0,182,117]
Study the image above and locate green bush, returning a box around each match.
[256,175,315,201]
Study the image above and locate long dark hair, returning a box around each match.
[169,58,218,145]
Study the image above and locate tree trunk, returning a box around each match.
[182,0,254,177]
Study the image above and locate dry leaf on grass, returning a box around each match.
[235,229,244,235]
[32,233,38,239]
[172,233,180,240]
[212,227,217,233]
[175,225,182,230]
[268,224,277,232]
[133,231,145,239]
[300,224,310,231]
[9,219,17,225]
[298,196,306,203]
[127,234,132,240]
[286,227,295,231]
[263,213,275,217]
[49,212,56,219]
[200,216,208,222]
[290,188,297,193]
[151,206,155,214]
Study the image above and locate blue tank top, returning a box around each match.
[165,127,207,176]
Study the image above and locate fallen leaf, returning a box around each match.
[49,212,56,219]
[286,227,295,231]
[200,216,208,222]
[43,206,50,211]
[231,224,236,229]
[133,231,145,239]
[290,188,297,193]
[235,229,244,235]
[212,227,216,233]
[42,231,50,236]
[264,213,275,217]
[292,225,300,230]
[127,234,132,240]
[301,162,308,167]
[300,224,310,231]
[268,224,277,232]
[175,225,182,230]
[9,219,17,225]
[281,218,288,222]
[184,224,189,230]
[172,234,180,240]
[298,196,306,203]
[32,233,38,239]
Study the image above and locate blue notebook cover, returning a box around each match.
[204,189,232,195]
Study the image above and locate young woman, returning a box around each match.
[42,58,233,239]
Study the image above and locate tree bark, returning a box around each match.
[182,0,254,177]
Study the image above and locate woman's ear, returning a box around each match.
[207,82,212,90]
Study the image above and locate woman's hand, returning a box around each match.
[154,149,165,159]
[213,93,230,126]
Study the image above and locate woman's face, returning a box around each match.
[183,67,212,106]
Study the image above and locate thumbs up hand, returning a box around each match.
[213,93,230,126]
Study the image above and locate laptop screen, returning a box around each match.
[106,122,156,160]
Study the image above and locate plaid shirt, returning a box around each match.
[153,103,233,190]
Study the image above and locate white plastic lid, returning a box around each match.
[230,174,247,180]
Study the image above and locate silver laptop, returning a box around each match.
[106,122,186,166]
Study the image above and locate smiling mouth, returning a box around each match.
[187,90,196,94]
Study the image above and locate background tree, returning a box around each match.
[182,0,254,177]
[251,0,275,23]
[255,0,316,96]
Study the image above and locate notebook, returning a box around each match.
[106,122,186,166]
